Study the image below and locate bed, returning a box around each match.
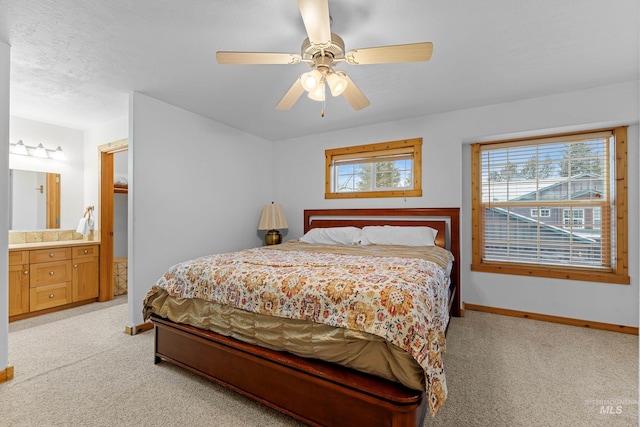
[145,207,460,427]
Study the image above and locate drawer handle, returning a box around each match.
[49,271,55,275]
[23,270,29,275]
[49,294,55,298]
[49,253,55,257]
[74,264,78,268]
[84,250,88,254]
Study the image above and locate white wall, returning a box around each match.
[9,116,85,230]
[0,41,10,373]
[273,81,639,328]
[273,120,461,239]
[128,92,272,328]
[114,149,128,178]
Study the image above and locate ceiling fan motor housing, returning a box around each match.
[301,33,345,67]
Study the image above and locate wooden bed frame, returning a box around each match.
[151,208,461,427]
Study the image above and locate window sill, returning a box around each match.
[471,262,630,285]
[325,189,422,199]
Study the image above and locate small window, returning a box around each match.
[531,208,550,218]
[325,138,422,199]
[593,208,601,225]
[563,209,584,229]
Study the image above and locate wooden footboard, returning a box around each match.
[151,315,427,427]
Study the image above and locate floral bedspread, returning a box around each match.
[147,244,451,415]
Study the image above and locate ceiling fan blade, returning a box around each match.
[297,0,331,46]
[216,51,301,65]
[276,78,305,110]
[341,75,370,110]
[345,42,433,65]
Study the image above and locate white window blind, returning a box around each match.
[479,131,614,270]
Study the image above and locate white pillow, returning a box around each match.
[299,227,362,245]
[360,225,437,246]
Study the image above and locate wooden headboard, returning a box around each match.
[303,208,461,317]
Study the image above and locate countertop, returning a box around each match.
[9,239,101,251]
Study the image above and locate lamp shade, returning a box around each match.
[258,202,288,230]
[52,146,66,161]
[326,71,348,96]
[300,69,322,92]
[12,140,28,155]
[33,143,48,158]
[307,83,325,101]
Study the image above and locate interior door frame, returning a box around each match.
[98,138,128,302]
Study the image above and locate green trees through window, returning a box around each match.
[326,138,422,199]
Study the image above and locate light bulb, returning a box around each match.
[34,143,48,158]
[53,146,66,161]
[12,140,28,155]
[307,83,325,101]
[300,69,322,92]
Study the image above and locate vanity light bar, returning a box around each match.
[10,140,66,161]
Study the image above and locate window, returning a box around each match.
[593,208,601,225]
[325,138,422,199]
[563,209,584,229]
[471,127,629,284]
[531,208,550,218]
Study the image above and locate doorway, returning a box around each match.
[98,139,128,302]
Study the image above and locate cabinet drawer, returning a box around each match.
[30,247,72,264]
[30,282,72,311]
[72,245,99,259]
[9,251,29,266]
[30,260,72,287]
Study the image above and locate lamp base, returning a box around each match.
[264,229,282,245]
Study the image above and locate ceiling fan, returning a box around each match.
[216,0,433,114]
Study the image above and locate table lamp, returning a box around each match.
[258,202,288,245]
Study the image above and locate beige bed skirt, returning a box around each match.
[144,288,426,391]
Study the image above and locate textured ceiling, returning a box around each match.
[0,0,638,141]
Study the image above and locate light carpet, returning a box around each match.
[1,298,637,426]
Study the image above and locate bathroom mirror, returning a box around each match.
[9,169,61,230]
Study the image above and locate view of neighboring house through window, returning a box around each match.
[325,138,422,199]
[471,127,629,284]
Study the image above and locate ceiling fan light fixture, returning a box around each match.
[300,69,323,92]
[217,1,432,113]
[326,71,348,96]
[307,83,325,101]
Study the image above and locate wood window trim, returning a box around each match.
[325,138,422,199]
[471,126,629,285]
